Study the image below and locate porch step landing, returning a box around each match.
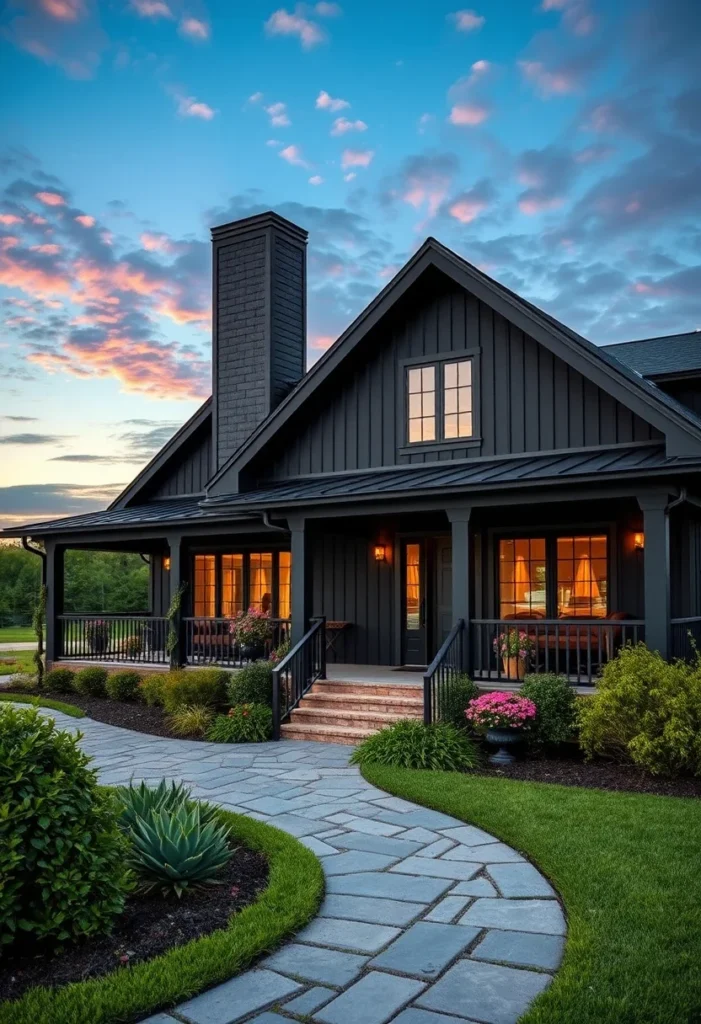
[281,678,423,745]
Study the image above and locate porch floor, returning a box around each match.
[324,663,424,687]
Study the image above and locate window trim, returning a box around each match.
[398,350,481,452]
[494,528,611,620]
[191,550,291,619]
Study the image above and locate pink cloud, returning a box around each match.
[0,214,22,226]
[330,117,367,136]
[265,101,290,126]
[130,0,173,18]
[175,95,215,119]
[35,191,66,206]
[140,232,175,253]
[308,174,324,185]
[518,195,564,215]
[279,144,310,168]
[315,2,341,14]
[449,9,485,31]
[341,148,374,169]
[316,89,349,111]
[265,7,326,49]
[40,0,85,20]
[309,334,335,351]
[74,214,95,227]
[448,103,490,125]
[0,253,72,298]
[449,196,487,223]
[541,0,595,36]
[518,60,578,96]
[179,17,210,40]
[30,243,61,254]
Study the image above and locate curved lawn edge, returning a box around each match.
[0,693,85,718]
[0,808,325,1024]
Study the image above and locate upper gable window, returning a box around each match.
[406,358,474,445]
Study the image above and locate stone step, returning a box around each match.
[302,691,423,716]
[311,680,423,699]
[280,721,377,745]
[290,706,415,729]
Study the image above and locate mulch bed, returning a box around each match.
[478,747,701,799]
[0,846,268,1003]
[46,690,178,738]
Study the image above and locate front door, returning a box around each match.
[402,540,427,665]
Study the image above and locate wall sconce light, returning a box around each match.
[163,556,171,571]
[634,533,644,551]
[374,544,386,562]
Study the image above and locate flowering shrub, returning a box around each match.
[466,691,537,730]
[229,608,273,648]
[269,639,291,665]
[493,628,535,659]
[206,703,272,743]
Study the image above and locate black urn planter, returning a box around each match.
[486,726,524,766]
[240,642,265,662]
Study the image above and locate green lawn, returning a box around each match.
[0,693,85,717]
[0,626,38,644]
[0,649,37,676]
[362,765,701,1024]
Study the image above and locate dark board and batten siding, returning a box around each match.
[271,234,306,407]
[254,273,662,482]
[144,426,212,500]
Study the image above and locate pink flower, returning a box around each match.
[465,691,537,730]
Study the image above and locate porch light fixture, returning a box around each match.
[374,544,386,562]
[163,556,171,571]
[634,532,644,550]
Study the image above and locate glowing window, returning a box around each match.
[221,554,244,618]
[407,366,436,443]
[278,551,292,619]
[249,552,273,614]
[193,554,216,617]
[405,543,422,629]
[499,538,547,619]
[444,360,473,439]
[557,535,607,618]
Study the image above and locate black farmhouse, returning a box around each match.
[8,211,701,736]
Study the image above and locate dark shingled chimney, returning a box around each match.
[211,211,307,470]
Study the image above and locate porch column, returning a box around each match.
[448,506,472,672]
[288,516,309,645]
[45,540,64,670]
[166,533,186,668]
[637,491,671,659]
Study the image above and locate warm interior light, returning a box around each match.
[573,555,600,600]
[514,555,530,602]
[163,556,171,571]
[374,544,386,562]
[634,532,645,550]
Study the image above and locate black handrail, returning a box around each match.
[423,619,465,725]
[272,617,326,740]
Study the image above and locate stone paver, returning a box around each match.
[34,709,566,1024]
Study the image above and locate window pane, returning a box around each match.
[499,538,547,618]
[422,366,435,390]
[422,391,435,417]
[221,554,243,618]
[443,360,473,439]
[278,551,292,619]
[194,554,216,617]
[408,368,422,393]
[557,535,607,618]
[409,393,422,418]
[406,543,421,630]
[249,552,273,613]
[409,418,423,442]
[422,416,436,441]
[407,364,437,444]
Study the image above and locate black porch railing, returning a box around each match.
[670,617,701,662]
[183,617,291,667]
[272,617,326,740]
[471,618,645,687]
[423,619,465,725]
[58,614,169,664]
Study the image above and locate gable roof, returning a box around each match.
[109,397,212,511]
[207,238,701,496]
[602,332,701,379]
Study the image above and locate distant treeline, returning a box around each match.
[0,544,150,625]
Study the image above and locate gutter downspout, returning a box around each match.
[260,511,289,534]
[22,536,46,683]
[22,536,46,586]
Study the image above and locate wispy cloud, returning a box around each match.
[0,432,73,445]
[279,144,310,168]
[35,191,66,206]
[40,0,86,21]
[330,117,367,136]
[265,101,290,126]
[540,0,595,36]
[264,6,327,49]
[315,90,349,112]
[341,149,374,169]
[74,214,95,227]
[179,17,210,40]
[130,0,173,18]
[448,103,490,126]
[449,9,485,32]
[174,94,216,119]
[309,174,324,185]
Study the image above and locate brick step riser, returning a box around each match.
[280,727,363,746]
[290,710,413,729]
[311,682,423,699]
[302,696,423,716]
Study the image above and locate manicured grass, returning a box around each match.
[362,764,701,1024]
[0,693,85,718]
[0,809,324,1024]
[0,626,38,644]
[0,649,37,676]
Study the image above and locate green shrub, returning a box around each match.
[128,803,232,898]
[160,668,229,712]
[7,672,37,693]
[168,704,214,737]
[115,779,217,831]
[44,667,75,693]
[350,719,481,771]
[227,661,273,707]
[105,670,142,701]
[521,673,578,747]
[139,673,166,705]
[0,704,132,952]
[579,643,701,776]
[438,673,480,729]
[207,703,273,743]
[73,665,108,697]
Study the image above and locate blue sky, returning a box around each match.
[0,0,700,527]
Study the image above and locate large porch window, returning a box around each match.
[193,551,291,618]
[499,534,608,619]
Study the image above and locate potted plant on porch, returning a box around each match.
[465,691,537,765]
[229,608,273,661]
[493,627,535,680]
[85,619,110,655]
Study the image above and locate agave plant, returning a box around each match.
[116,778,219,831]
[128,803,233,898]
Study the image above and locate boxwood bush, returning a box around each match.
[207,703,273,743]
[160,669,230,712]
[138,673,165,706]
[44,667,75,693]
[73,666,108,697]
[105,670,142,701]
[0,704,132,952]
[350,719,481,771]
[438,674,480,729]
[227,661,273,707]
[520,673,578,747]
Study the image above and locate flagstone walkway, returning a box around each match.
[44,710,566,1024]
